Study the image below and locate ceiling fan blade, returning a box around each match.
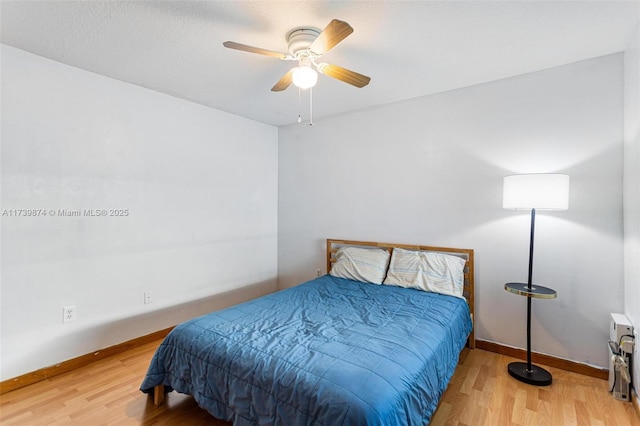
[223,41,290,60]
[318,64,371,88]
[309,19,354,55]
[271,69,294,92]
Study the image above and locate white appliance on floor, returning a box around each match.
[608,313,634,401]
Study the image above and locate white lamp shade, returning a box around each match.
[292,66,318,89]
[503,174,570,210]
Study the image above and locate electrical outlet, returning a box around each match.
[63,306,76,323]
[144,291,152,304]
[316,269,321,277]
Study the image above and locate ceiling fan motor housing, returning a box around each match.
[286,27,321,57]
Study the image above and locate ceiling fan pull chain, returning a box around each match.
[297,87,302,123]
[309,87,314,126]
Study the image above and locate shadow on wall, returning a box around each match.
[7,279,278,383]
[90,278,279,345]
[110,277,277,338]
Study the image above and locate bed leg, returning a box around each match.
[153,384,165,405]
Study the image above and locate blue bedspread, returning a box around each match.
[140,275,472,425]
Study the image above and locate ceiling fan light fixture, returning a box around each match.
[292,65,318,89]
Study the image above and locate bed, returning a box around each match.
[140,239,474,425]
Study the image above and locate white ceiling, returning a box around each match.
[1,1,638,127]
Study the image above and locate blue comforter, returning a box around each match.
[140,275,472,425]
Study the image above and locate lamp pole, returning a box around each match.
[526,208,536,371]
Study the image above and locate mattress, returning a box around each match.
[140,274,472,425]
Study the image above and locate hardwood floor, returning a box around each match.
[0,340,637,425]
[432,349,638,426]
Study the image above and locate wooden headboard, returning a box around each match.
[326,239,475,349]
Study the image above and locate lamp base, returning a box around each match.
[507,362,552,386]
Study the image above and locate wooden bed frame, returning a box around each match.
[326,238,475,349]
[152,238,475,406]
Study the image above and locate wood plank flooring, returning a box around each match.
[0,340,637,425]
[432,349,638,425]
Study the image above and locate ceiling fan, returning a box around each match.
[223,19,371,92]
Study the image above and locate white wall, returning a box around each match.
[0,45,278,380]
[279,54,624,369]
[624,25,640,391]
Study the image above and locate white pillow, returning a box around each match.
[330,247,391,284]
[383,248,466,298]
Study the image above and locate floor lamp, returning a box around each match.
[503,173,570,386]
